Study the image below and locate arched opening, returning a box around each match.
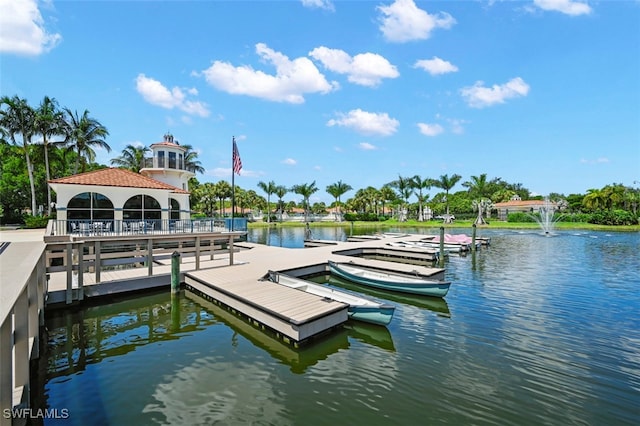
[123,195,162,220]
[169,198,180,220]
[67,192,114,221]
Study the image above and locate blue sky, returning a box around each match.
[1,0,639,205]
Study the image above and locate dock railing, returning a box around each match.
[47,218,247,238]
[0,242,47,424]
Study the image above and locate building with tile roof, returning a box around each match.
[49,133,194,230]
[493,195,559,220]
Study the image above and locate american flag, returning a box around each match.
[232,138,242,175]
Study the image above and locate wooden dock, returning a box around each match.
[45,233,447,344]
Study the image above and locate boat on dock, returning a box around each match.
[386,240,463,254]
[265,271,395,326]
[328,260,451,298]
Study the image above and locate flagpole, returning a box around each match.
[231,136,235,231]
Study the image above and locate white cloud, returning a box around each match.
[327,109,399,136]
[460,77,530,108]
[377,0,456,43]
[201,43,338,104]
[309,46,399,87]
[448,118,466,134]
[301,0,335,12]
[135,74,210,117]
[414,57,458,76]
[359,142,378,150]
[282,158,297,165]
[533,0,592,16]
[0,0,61,56]
[417,123,444,137]
[580,157,610,164]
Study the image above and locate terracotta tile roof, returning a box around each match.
[150,141,186,150]
[494,200,555,207]
[49,168,189,194]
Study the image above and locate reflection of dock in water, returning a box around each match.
[185,290,349,374]
[41,290,217,379]
[313,275,451,318]
[344,322,395,352]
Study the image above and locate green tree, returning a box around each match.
[432,173,462,223]
[214,180,233,216]
[0,95,37,215]
[388,175,413,221]
[582,188,607,211]
[110,144,150,172]
[257,180,277,223]
[410,175,432,221]
[181,144,205,174]
[379,184,398,217]
[34,96,64,214]
[326,180,352,221]
[274,185,288,221]
[291,181,318,222]
[61,108,110,173]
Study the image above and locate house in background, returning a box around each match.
[49,133,193,229]
[493,195,558,221]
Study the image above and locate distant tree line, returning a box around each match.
[2,95,638,226]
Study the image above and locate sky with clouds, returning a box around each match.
[1,0,639,204]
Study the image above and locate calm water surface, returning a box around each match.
[36,228,640,425]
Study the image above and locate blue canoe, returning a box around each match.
[328,260,451,298]
[266,271,395,326]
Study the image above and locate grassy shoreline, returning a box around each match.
[248,220,640,233]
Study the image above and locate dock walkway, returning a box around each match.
[45,233,445,343]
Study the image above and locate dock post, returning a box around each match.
[439,226,445,267]
[171,251,181,294]
[471,224,477,253]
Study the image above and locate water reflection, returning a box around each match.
[35,229,640,425]
[309,274,451,317]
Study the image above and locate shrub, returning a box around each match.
[507,212,536,223]
[588,209,638,226]
[24,215,50,228]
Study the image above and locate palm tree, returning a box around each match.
[181,144,205,174]
[463,173,491,199]
[379,184,398,217]
[196,182,216,216]
[214,180,232,216]
[257,180,277,223]
[432,173,462,223]
[274,185,288,221]
[34,96,64,215]
[0,95,37,215]
[110,144,150,172]
[326,180,352,221]
[411,175,432,221]
[582,188,607,211]
[291,181,318,222]
[472,199,493,225]
[62,108,110,173]
[388,175,413,221]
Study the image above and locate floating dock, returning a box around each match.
[44,233,450,344]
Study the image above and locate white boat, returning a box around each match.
[386,241,462,254]
[328,260,451,298]
[265,271,395,326]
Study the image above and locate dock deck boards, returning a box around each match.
[45,233,449,343]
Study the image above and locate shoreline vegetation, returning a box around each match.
[248,220,640,233]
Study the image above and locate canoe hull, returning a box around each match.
[267,271,395,326]
[348,305,395,326]
[328,261,451,298]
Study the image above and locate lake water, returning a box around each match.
[35,228,640,425]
